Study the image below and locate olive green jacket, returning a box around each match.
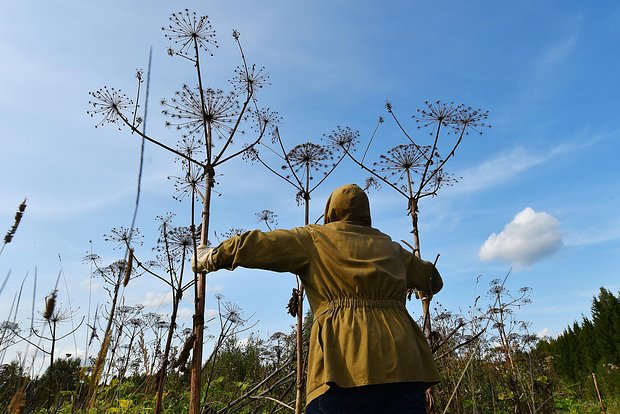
[208,184,443,403]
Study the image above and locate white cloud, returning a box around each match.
[537,328,550,338]
[541,32,578,66]
[565,220,620,247]
[59,346,84,359]
[454,148,544,194]
[207,284,223,294]
[452,135,603,195]
[140,291,173,307]
[177,307,194,319]
[80,276,102,292]
[479,207,562,269]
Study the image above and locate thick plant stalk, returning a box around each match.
[46,318,57,410]
[294,168,311,414]
[190,167,213,414]
[406,189,435,414]
[189,28,213,413]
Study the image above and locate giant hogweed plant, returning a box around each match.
[334,101,490,345]
[328,102,489,414]
[87,10,275,414]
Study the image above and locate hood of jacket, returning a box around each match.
[324,184,372,226]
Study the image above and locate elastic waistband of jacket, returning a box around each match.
[314,297,406,319]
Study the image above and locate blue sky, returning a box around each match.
[1,1,619,368]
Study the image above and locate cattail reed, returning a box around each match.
[173,333,196,369]
[3,199,26,246]
[287,288,299,317]
[44,290,57,320]
[123,248,134,287]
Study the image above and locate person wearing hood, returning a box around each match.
[193,183,443,413]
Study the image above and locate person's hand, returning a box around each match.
[192,244,215,273]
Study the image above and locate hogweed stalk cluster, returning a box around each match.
[88,9,278,413]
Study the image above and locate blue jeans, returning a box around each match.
[306,382,427,414]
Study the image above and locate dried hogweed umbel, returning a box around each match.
[87,87,134,129]
[162,9,217,57]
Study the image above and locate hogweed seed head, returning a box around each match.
[223,302,244,324]
[414,101,490,136]
[413,100,460,133]
[452,105,491,135]
[82,252,101,265]
[256,210,277,227]
[285,142,333,178]
[104,227,143,250]
[363,176,381,192]
[249,107,280,134]
[88,87,134,129]
[374,144,430,188]
[222,228,246,239]
[155,225,196,262]
[323,126,360,152]
[231,64,270,95]
[168,138,207,202]
[429,168,459,190]
[162,86,239,140]
[241,144,260,163]
[163,10,217,58]
[168,226,196,251]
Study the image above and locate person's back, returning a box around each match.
[193,183,443,413]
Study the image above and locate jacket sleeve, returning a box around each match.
[398,244,443,294]
[211,228,312,275]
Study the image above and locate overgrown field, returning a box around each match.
[1,285,618,413]
[1,8,619,414]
